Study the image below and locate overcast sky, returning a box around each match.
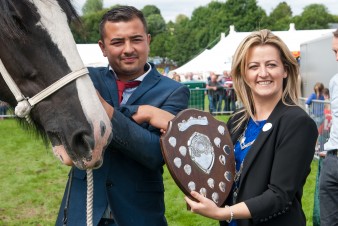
[73,0,338,22]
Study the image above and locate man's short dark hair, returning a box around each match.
[99,6,148,40]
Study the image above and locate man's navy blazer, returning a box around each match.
[56,64,190,226]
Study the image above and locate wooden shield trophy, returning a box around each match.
[160,109,235,206]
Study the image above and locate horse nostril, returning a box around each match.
[82,134,95,150]
[100,120,106,137]
[72,133,95,158]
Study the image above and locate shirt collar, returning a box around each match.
[109,62,151,82]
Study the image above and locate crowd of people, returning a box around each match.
[169,70,237,114]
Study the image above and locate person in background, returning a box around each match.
[319,88,332,149]
[306,82,324,105]
[56,6,189,226]
[305,82,325,125]
[319,28,338,226]
[218,70,236,113]
[172,72,182,82]
[206,72,222,114]
[0,100,9,120]
[313,87,331,226]
[136,29,318,226]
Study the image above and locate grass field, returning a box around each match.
[0,118,318,225]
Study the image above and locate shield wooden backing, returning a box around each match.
[161,109,235,206]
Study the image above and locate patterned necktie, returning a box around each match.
[116,80,141,104]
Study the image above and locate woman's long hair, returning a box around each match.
[230,29,299,131]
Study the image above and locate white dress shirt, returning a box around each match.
[324,73,338,151]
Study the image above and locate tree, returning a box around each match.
[224,0,267,31]
[141,5,166,38]
[265,2,293,30]
[71,9,107,43]
[146,14,166,37]
[142,5,161,17]
[82,0,103,15]
[293,4,333,29]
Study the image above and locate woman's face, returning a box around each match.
[245,44,287,104]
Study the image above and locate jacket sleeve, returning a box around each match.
[109,85,190,170]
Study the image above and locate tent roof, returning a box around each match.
[173,24,335,74]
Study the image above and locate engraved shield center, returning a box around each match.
[188,132,215,174]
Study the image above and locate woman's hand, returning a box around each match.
[184,191,226,220]
[133,105,174,131]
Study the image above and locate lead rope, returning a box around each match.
[86,169,94,226]
[62,168,94,226]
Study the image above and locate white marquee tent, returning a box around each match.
[76,44,108,67]
[173,24,335,76]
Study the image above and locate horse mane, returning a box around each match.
[0,0,80,42]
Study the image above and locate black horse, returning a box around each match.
[0,0,112,170]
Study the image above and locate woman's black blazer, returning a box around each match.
[221,100,318,226]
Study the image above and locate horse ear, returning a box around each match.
[98,40,107,57]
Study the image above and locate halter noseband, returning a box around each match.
[0,58,88,121]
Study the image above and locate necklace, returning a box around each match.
[238,126,255,150]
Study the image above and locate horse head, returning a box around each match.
[0,0,112,170]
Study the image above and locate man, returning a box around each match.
[56,6,190,226]
[206,72,222,114]
[320,28,338,226]
[218,70,235,112]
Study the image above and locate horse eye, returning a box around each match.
[24,69,38,79]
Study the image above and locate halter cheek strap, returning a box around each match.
[0,58,88,119]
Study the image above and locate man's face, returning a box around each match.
[99,18,151,81]
[333,36,338,61]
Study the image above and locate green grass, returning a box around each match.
[0,119,318,225]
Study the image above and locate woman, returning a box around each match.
[305,82,325,127]
[305,82,324,106]
[129,30,318,226]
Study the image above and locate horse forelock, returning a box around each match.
[0,0,79,42]
[0,1,34,41]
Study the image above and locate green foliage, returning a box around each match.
[265,2,293,30]
[150,32,172,58]
[332,15,338,23]
[142,5,166,38]
[71,9,108,43]
[142,5,161,17]
[82,0,103,15]
[146,14,166,37]
[293,4,333,29]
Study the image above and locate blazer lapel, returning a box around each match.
[239,101,288,185]
[126,69,161,104]
[103,68,120,107]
